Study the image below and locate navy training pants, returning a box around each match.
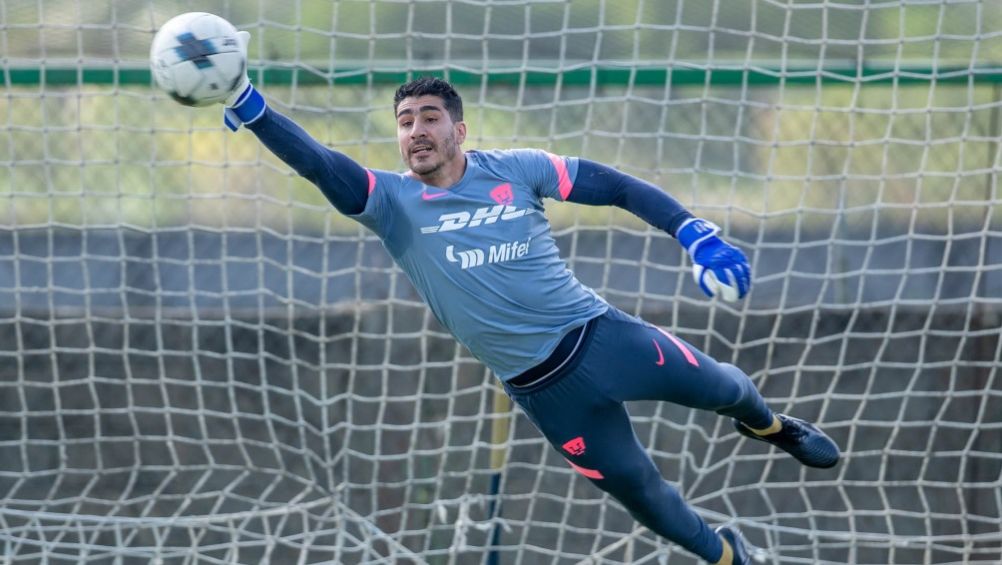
[502,307,774,562]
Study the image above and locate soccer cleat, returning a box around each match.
[715,525,754,565]
[733,414,840,469]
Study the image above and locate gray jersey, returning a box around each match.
[354,148,608,380]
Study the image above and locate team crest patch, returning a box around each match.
[562,436,586,456]
[490,183,514,205]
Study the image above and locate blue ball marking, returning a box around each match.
[173,32,216,69]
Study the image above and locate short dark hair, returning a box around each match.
[393,77,464,122]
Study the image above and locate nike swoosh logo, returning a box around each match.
[422,190,449,201]
[653,339,665,366]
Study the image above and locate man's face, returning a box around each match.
[395,95,466,176]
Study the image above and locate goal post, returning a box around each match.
[1,1,1000,564]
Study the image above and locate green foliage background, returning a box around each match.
[1,0,1000,233]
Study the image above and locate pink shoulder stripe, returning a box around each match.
[545,152,573,200]
[366,169,376,194]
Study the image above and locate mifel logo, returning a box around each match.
[445,238,532,270]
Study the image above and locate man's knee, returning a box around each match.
[616,475,707,548]
[710,362,752,409]
[597,457,663,502]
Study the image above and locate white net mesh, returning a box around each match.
[0,0,1000,563]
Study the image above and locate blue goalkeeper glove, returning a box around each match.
[676,218,751,302]
[222,31,266,132]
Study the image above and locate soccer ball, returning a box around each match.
[150,12,246,107]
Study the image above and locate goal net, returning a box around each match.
[1,1,999,563]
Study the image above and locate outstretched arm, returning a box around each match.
[568,159,751,301]
[216,31,370,216]
[567,159,693,236]
[249,106,370,215]
[225,85,370,216]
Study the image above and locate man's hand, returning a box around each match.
[222,31,266,131]
[676,218,751,302]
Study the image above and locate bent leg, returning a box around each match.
[586,308,775,430]
[507,374,724,562]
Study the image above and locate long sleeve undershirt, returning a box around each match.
[568,159,692,237]
[247,107,369,216]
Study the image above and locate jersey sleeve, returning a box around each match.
[502,149,580,202]
[346,169,396,237]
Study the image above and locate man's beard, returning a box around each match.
[407,133,457,175]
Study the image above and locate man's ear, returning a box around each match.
[455,121,467,145]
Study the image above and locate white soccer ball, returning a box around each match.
[149,12,246,107]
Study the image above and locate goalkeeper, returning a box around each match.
[215,34,840,565]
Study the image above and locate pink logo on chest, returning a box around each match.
[490,183,514,205]
[422,189,448,201]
